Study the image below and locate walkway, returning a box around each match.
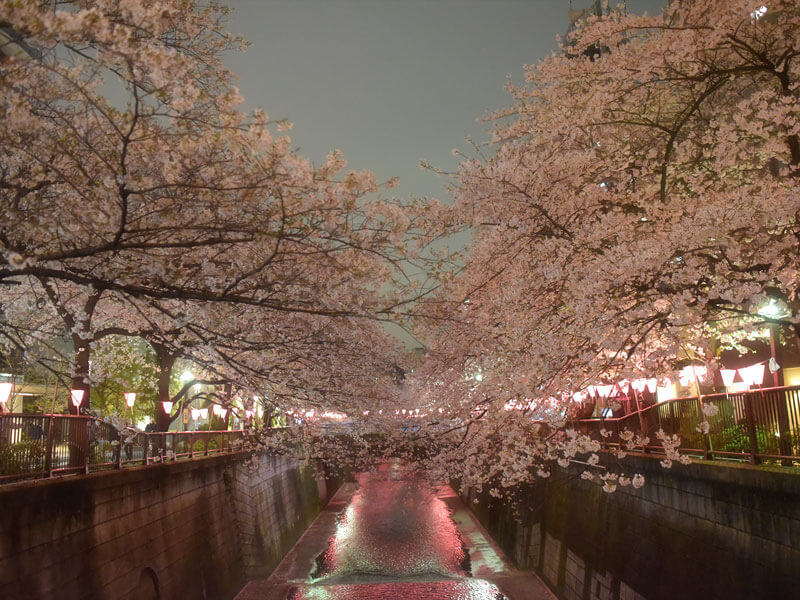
[235,465,555,600]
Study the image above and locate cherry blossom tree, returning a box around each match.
[0,1,442,422]
[401,0,800,494]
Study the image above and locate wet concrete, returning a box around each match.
[235,466,555,600]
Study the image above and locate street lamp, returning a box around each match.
[758,299,791,387]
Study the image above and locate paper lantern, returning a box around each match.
[0,382,12,406]
[191,408,200,420]
[199,408,208,419]
[70,389,85,408]
[740,363,765,387]
[124,392,136,408]
[631,379,647,392]
[162,401,173,413]
[596,384,613,398]
[720,369,736,387]
[646,378,658,394]
[617,380,630,395]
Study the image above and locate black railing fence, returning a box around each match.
[575,385,800,464]
[0,414,246,483]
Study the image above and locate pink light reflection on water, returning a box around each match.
[312,463,469,581]
[286,579,507,600]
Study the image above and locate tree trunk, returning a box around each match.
[152,343,178,432]
[69,335,91,415]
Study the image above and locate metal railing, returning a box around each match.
[574,384,800,465]
[0,414,247,483]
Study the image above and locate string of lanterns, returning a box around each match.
[576,359,776,404]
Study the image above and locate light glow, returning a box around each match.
[596,384,613,398]
[720,369,736,387]
[0,382,12,405]
[740,363,765,387]
[70,389,85,408]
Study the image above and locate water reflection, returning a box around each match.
[313,463,469,581]
[287,462,508,600]
[286,579,507,600]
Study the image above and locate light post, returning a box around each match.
[758,298,790,387]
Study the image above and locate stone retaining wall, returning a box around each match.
[463,455,800,600]
[0,453,326,600]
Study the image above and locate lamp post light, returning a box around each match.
[758,298,791,387]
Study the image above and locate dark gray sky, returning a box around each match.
[224,0,665,202]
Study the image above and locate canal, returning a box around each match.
[236,462,554,600]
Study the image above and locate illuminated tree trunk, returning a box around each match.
[152,343,178,432]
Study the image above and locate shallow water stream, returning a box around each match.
[286,462,507,599]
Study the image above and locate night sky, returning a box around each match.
[224,0,666,203]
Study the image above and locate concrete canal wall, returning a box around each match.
[463,455,800,600]
[0,453,327,600]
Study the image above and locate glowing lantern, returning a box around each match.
[631,379,647,393]
[646,378,658,394]
[720,369,736,387]
[124,392,136,408]
[740,364,765,387]
[596,384,613,399]
[191,408,200,420]
[0,382,12,408]
[199,408,208,419]
[162,401,173,414]
[70,389,85,408]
